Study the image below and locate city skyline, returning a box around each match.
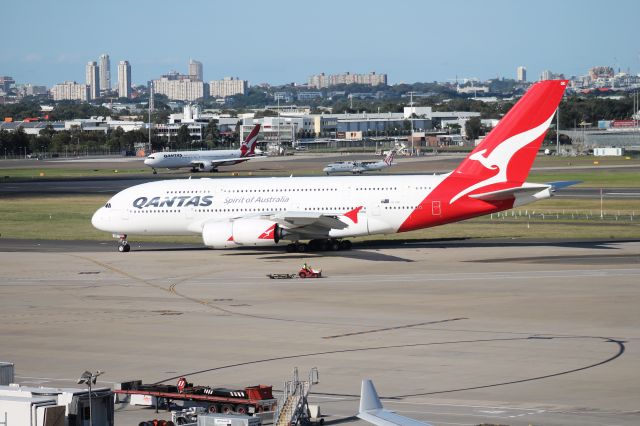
[2,0,640,87]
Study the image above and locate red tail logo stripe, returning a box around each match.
[240,124,261,157]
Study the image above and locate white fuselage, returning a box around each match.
[92,174,446,238]
[323,160,390,174]
[144,149,243,170]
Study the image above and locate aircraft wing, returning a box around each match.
[358,380,432,426]
[267,211,350,238]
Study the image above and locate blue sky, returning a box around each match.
[2,0,639,87]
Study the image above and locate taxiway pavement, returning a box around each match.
[1,240,639,425]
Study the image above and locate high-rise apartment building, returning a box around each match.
[118,60,132,98]
[51,81,90,101]
[517,66,527,82]
[209,77,247,98]
[189,59,203,81]
[85,61,100,99]
[308,71,387,89]
[0,76,15,93]
[99,53,111,93]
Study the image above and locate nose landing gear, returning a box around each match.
[115,234,130,252]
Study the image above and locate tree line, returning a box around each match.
[1,92,638,156]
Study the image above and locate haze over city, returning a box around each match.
[3,0,640,87]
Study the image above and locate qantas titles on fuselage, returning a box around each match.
[93,80,569,251]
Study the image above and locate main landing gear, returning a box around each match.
[286,239,352,253]
[116,234,130,252]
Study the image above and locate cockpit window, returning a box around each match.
[105,203,112,208]
[147,155,156,160]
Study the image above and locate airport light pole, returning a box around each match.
[408,91,416,154]
[78,370,104,426]
[556,106,560,156]
[148,82,153,155]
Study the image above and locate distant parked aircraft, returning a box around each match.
[143,124,261,174]
[323,149,396,175]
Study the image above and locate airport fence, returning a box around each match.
[491,209,636,223]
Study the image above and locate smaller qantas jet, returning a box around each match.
[323,149,397,175]
[143,124,261,174]
[93,80,573,252]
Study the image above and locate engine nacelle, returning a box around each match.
[202,219,283,249]
[202,221,236,248]
[196,161,216,172]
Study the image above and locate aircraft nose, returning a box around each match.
[143,158,151,165]
[91,207,109,231]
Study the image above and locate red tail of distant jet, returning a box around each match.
[240,124,261,157]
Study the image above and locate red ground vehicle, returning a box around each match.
[114,377,276,415]
[298,267,322,278]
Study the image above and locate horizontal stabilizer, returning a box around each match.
[546,180,582,190]
[358,380,432,426]
[469,184,551,201]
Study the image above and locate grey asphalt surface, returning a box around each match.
[1,156,640,426]
[1,240,639,426]
[2,155,639,199]
[2,176,639,199]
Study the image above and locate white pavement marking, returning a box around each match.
[15,375,118,384]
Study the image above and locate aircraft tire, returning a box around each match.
[339,240,352,250]
[118,243,130,253]
[328,240,340,251]
[296,243,308,253]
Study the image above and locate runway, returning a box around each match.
[1,239,639,425]
[2,175,639,199]
[2,154,640,199]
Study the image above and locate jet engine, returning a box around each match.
[202,219,284,248]
[195,161,216,172]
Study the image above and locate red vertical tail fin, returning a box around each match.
[448,80,567,203]
[240,124,261,157]
[399,80,568,233]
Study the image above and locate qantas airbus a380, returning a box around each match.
[93,80,569,252]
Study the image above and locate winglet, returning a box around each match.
[360,379,383,413]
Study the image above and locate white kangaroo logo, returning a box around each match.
[450,112,556,204]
